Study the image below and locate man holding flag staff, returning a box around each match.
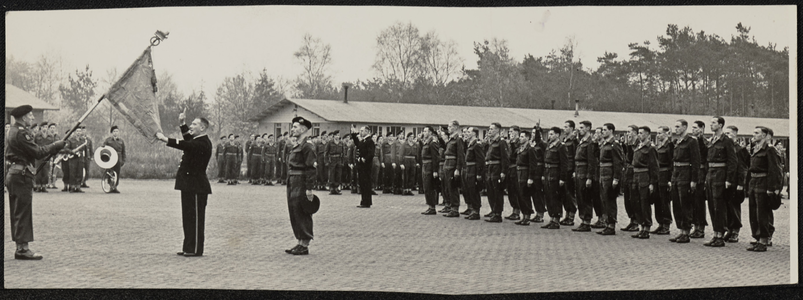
[155,108,213,257]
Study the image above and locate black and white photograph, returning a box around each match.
[3,4,797,296]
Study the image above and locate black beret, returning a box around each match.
[49,123,57,127]
[228,134,234,138]
[331,130,339,135]
[40,122,49,127]
[320,130,327,136]
[301,194,321,215]
[234,135,240,138]
[79,125,86,129]
[292,116,313,129]
[110,125,119,133]
[31,123,39,128]
[220,136,227,139]
[10,105,33,118]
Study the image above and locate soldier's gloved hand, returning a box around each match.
[433,172,438,178]
[690,181,696,193]
[454,169,460,176]
[306,190,314,201]
[559,180,565,187]
[382,163,385,168]
[400,165,405,170]
[392,163,396,168]
[613,178,619,187]
[725,181,731,189]
[649,184,654,193]
[527,179,533,186]
[737,185,743,191]
[586,179,592,188]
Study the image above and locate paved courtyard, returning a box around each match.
[4,179,793,293]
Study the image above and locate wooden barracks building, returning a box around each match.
[250,96,790,141]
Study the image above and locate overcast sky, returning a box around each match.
[5,5,796,99]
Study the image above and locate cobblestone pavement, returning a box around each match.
[4,180,793,293]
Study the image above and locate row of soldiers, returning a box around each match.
[4,122,94,194]
[413,117,783,252]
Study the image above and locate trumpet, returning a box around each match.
[53,141,88,162]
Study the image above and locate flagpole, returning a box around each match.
[36,95,106,174]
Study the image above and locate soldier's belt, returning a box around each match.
[287,169,304,175]
[673,162,691,167]
[700,165,706,169]
[516,166,529,171]
[265,154,276,157]
[633,167,649,173]
[750,172,767,178]
[599,162,613,167]
[536,163,544,166]
[545,163,560,168]
[422,159,433,164]
[708,162,727,168]
[445,155,456,159]
[575,161,588,166]
[486,160,500,165]
[465,162,477,166]
[508,164,517,168]
[404,155,416,159]
[329,154,342,157]
[226,153,238,155]
[659,167,671,172]
[253,154,262,157]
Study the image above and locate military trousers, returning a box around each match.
[506,166,520,210]
[462,165,481,211]
[543,167,563,219]
[287,175,314,240]
[574,165,595,222]
[516,169,534,215]
[748,177,774,240]
[422,162,439,206]
[599,166,618,226]
[181,191,207,255]
[7,170,35,243]
[705,167,728,233]
[486,164,505,214]
[630,171,653,227]
[725,185,744,231]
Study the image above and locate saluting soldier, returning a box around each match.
[527,126,547,223]
[723,126,749,243]
[420,127,442,215]
[325,131,344,194]
[702,117,738,248]
[560,121,579,226]
[351,126,376,208]
[462,127,485,220]
[745,126,781,252]
[689,121,709,239]
[484,123,509,223]
[571,120,599,232]
[668,119,701,244]
[629,126,660,239]
[505,126,522,221]
[621,125,640,232]
[651,126,674,235]
[513,130,537,225]
[6,105,67,260]
[541,127,569,229]
[216,136,227,183]
[597,123,624,236]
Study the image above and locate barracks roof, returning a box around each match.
[254,98,791,137]
[5,84,59,111]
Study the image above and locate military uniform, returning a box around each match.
[249,141,264,183]
[325,137,344,193]
[33,128,52,191]
[505,138,522,220]
[630,140,659,237]
[668,134,701,243]
[746,140,781,251]
[263,141,277,184]
[316,136,328,190]
[421,137,442,211]
[653,139,674,233]
[462,138,485,218]
[398,140,419,194]
[5,107,66,259]
[691,134,709,237]
[621,139,638,230]
[277,136,286,184]
[380,138,396,193]
[542,139,569,228]
[514,140,537,224]
[216,138,226,182]
[703,133,738,246]
[224,140,240,183]
[441,132,465,216]
[286,135,317,247]
[573,134,599,228]
[528,138,547,222]
[81,134,94,187]
[484,135,509,222]
[560,132,578,225]
[66,134,86,192]
[245,139,254,181]
[597,136,624,234]
[103,135,127,192]
[725,144,750,241]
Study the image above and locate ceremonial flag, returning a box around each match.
[105,47,163,143]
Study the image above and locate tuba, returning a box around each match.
[94,146,119,169]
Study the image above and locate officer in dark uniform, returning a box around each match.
[505,126,522,220]
[745,126,781,252]
[351,125,376,208]
[462,127,485,220]
[597,123,624,236]
[689,121,708,238]
[571,120,599,232]
[420,126,441,215]
[723,126,749,243]
[6,105,67,260]
[513,130,537,225]
[484,123,509,223]
[560,121,579,226]
[442,120,466,217]
[702,117,738,248]
[541,127,569,229]
[668,119,701,243]
[629,126,659,239]
[651,126,674,235]
[284,117,318,255]
[528,126,547,223]
[216,136,227,183]
[621,125,640,232]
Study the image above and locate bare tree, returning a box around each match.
[373,22,424,101]
[294,33,334,99]
[419,31,463,86]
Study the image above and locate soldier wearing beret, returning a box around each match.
[484,123,509,223]
[79,125,94,189]
[216,136,227,183]
[325,130,344,194]
[6,105,67,260]
[745,126,781,252]
[33,122,51,192]
[102,125,126,193]
[284,116,318,255]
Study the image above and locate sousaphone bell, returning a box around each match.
[94,146,119,169]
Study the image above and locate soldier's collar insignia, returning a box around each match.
[25,134,32,141]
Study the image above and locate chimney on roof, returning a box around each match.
[342,82,353,103]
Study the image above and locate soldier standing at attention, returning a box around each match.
[668,120,701,244]
[541,127,569,229]
[620,125,640,232]
[596,123,624,236]
[381,133,396,194]
[462,127,485,220]
[513,130,537,226]
[6,105,67,260]
[235,135,244,184]
[264,134,277,185]
[689,121,709,239]
[216,136,227,183]
[33,122,50,192]
[629,126,660,239]
[484,123,509,223]
[745,126,781,252]
[571,120,599,232]
[46,123,60,189]
[527,126,547,223]
[66,127,86,193]
[702,117,738,248]
[315,132,327,190]
[651,126,674,235]
[504,126,522,221]
[589,127,606,228]
[420,127,441,215]
[249,135,264,185]
[80,126,94,188]
[399,132,419,196]
[723,126,748,243]
[560,121,578,226]
[224,134,239,185]
[245,134,255,183]
[283,117,318,255]
[442,120,466,218]
[326,131,344,195]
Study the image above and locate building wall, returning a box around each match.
[5,110,45,125]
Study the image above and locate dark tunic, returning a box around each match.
[286,137,317,240]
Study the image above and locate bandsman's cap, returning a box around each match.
[110,125,119,133]
[293,116,313,129]
[10,105,33,118]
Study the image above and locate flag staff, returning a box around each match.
[35,30,169,174]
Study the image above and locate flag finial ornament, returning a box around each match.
[150,30,169,46]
